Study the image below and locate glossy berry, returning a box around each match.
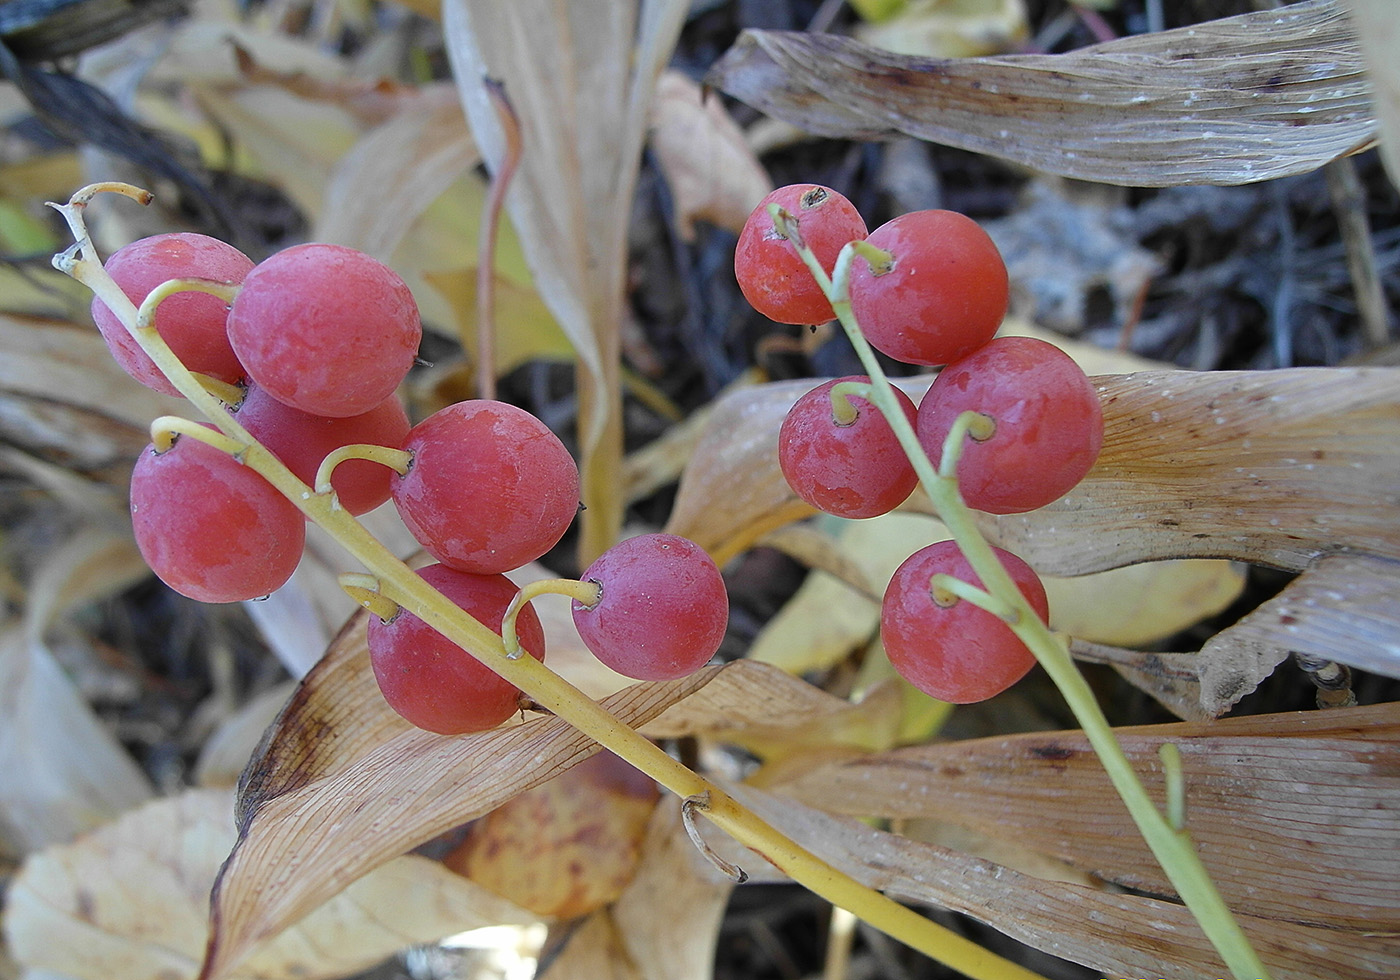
[226,243,421,417]
[92,233,253,396]
[391,400,579,574]
[368,565,544,735]
[848,209,1008,366]
[130,432,305,602]
[916,336,1103,514]
[236,383,410,516]
[882,541,1048,704]
[735,184,867,325]
[778,377,918,519]
[573,533,728,681]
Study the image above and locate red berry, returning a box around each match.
[368,565,544,735]
[778,377,918,519]
[573,533,728,681]
[226,244,421,418]
[916,336,1103,514]
[848,210,1008,366]
[391,400,579,574]
[130,433,305,602]
[882,541,1048,703]
[735,184,867,325]
[92,233,252,396]
[236,383,410,516]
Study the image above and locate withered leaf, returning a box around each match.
[774,703,1400,934]
[728,776,1400,979]
[707,0,1374,186]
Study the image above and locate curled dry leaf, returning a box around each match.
[535,798,734,980]
[443,0,690,561]
[727,772,1400,979]
[771,704,1400,938]
[1345,0,1400,188]
[4,788,535,980]
[647,69,773,240]
[707,0,1374,186]
[0,530,154,854]
[444,751,661,919]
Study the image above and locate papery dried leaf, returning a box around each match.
[4,789,534,980]
[727,778,1400,979]
[0,531,154,854]
[445,751,660,919]
[1195,553,1400,711]
[670,366,1400,577]
[1345,0,1400,188]
[539,799,733,980]
[772,704,1400,936]
[983,368,1400,574]
[316,84,480,259]
[1069,640,1208,722]
[443,0,689,561]
[648,70,772,240]
[640,659,854,740]
[202,659,720,980]
[707,0,1375,187]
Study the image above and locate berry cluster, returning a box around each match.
[99,231,729,735]
[738,186,1104,703]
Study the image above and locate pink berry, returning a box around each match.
[882,541,1048,703]
[778,377,918,519]
[916,336,1103,514]
[735,184,867,325]
[573,533,728,680]
[226,243,421,418]
[848,210,1007,366]
[391,400,580,574]
[368,565,544,734]
[92,233,252,396]
[130,432,304,602]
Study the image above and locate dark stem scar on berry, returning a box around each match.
[682,792,748,883]
[827,379,876,427]
[765,203,807,250]
[798,186,829,210]
[500,577,603,660]
[851,238,895,276]
[339,573,401,622]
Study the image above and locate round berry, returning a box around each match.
[882,541,1048,704]
[236,384,410,516]
[391,400,579,574]
[848,210,1008,366]
[573,533,728,681]
[226,243,421,418]
[778,377,918,519]
[130,432,305,602]
[92,233,252,396]
[735,184,867,325]
[916,336,1103,514]
[368,565,545,735]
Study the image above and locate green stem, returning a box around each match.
[787,222,1272,980]
[55,183,1048,980]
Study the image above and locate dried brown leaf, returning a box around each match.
[443,0,689,559]
[707,0,1374,186]
[1345,0,1400,188]
[538,799,734,980]
[4,788,534,980]
[728,776,1400,979]
[444,752,660,919]
[648,70,773,240]
[773,704,1400,936]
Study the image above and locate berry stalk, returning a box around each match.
[777,204,1271,980]
[55,184,1047,980]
